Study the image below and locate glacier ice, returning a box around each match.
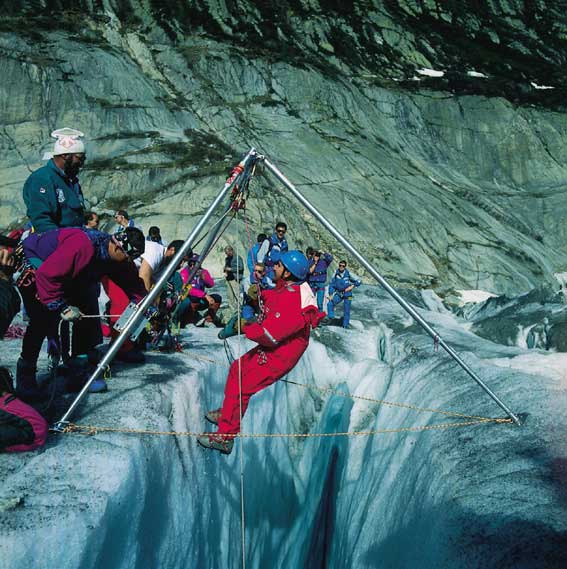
[1,286,566,568]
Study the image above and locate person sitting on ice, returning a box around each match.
[0,367,48,453]
[217,261,275,340]
[15,227,146,400]
[306,247,333,311]
[198,250,325,455]
[176,254,222,328]
[326,260,361,329]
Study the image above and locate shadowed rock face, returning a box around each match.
[0,1,566,295]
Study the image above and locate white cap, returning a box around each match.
[50,128,85,156]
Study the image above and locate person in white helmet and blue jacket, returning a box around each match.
[22,128,87,233]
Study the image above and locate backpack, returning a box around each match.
[0,393,48,453]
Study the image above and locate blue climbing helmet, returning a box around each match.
[280,250,309,281]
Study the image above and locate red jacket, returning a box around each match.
[244,280,325,368]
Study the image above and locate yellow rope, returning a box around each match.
[281,380,497,422]
[61,417,511,439]
[179,353,493,422]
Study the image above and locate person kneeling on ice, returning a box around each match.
[198,250,325,455]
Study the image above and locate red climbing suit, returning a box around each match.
[217,279,325,435]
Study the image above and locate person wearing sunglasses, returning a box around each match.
[257,222,289,281]
[326,260,362,329]
[198,250,325,455]
[15,226,147,401]
[22,128,87,233]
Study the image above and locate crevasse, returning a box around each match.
[1,287,566,568]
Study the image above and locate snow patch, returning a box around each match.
[455,289,497,306]
[531,82,555,90]
[467,71,488,78]
[416,68,445,77]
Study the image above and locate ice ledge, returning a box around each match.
[0,342,226,569]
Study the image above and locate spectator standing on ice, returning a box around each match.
[22,128,86,233]
[258,222,288,281]
[114,210,135,233]
[306,247,333,311]
[22,128,100,363]
[146,226,165,246]
[247,233,267,284]
[84,211,99,229]
[198,250,324,455]
[326,260,361,329]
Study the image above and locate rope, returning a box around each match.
[191,206,237,251]
[235,205,247,569]
[281,380,497,422]
[60,417,512,438]
[206,346,500,423]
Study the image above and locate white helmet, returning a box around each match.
[51,128,85,156]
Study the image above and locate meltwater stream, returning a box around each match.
[1,286,566,568]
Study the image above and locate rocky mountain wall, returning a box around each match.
[0,1,566,294]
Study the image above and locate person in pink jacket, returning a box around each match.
[178,254,222,327]
[198,250,325,454]
[16,227,146,400]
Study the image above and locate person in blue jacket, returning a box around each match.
[22,128,86,233]
[307,247,333,311]
[258,222,288,280]
[326,260,361,328]
[247,233,267,283]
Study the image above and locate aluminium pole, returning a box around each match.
[262,158,521,426]
[52,148,259,431]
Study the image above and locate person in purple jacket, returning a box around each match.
[306,247,333,311]
[16,227,146,401]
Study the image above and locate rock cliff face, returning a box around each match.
[0,1,566,294]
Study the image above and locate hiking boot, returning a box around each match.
[15,358,47,402]
[66,374,108,394]
[205,409,222,425]
[115,349,145,364]
[64,355,90,393]
[197,433,234,455]
[218,315,238,340]
[87,378,108,393]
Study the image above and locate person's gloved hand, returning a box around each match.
[61,305,82,322]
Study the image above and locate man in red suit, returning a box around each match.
[198,250,325,455]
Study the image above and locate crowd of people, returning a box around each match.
[0,128,361,456]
